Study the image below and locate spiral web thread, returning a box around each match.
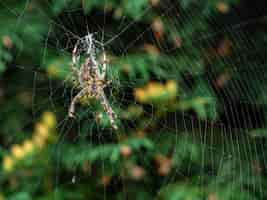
[1,0,266,199]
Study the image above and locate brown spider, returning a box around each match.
[68,34,118,130]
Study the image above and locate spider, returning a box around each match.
[68,34,118,130]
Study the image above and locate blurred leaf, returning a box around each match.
[157,184,203,200]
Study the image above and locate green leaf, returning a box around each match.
[157,184,204,200]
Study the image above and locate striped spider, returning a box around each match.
[68,34,117,130]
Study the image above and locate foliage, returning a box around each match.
[0,0,266,199]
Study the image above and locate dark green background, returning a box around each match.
[0,0,267,199]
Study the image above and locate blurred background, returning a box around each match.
[0,0,267,199]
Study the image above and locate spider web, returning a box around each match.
[0,0,267,199]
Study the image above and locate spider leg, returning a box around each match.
[72,40,81,67]
[85,34,93,55]
[101,50,107,79]
[99,43,107,80]
[71,64,79,80]
[99,92,118,130]
[72,35,93,67]
[105,80,112,87]
[68,88,87,118]
[71,41,81,80]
